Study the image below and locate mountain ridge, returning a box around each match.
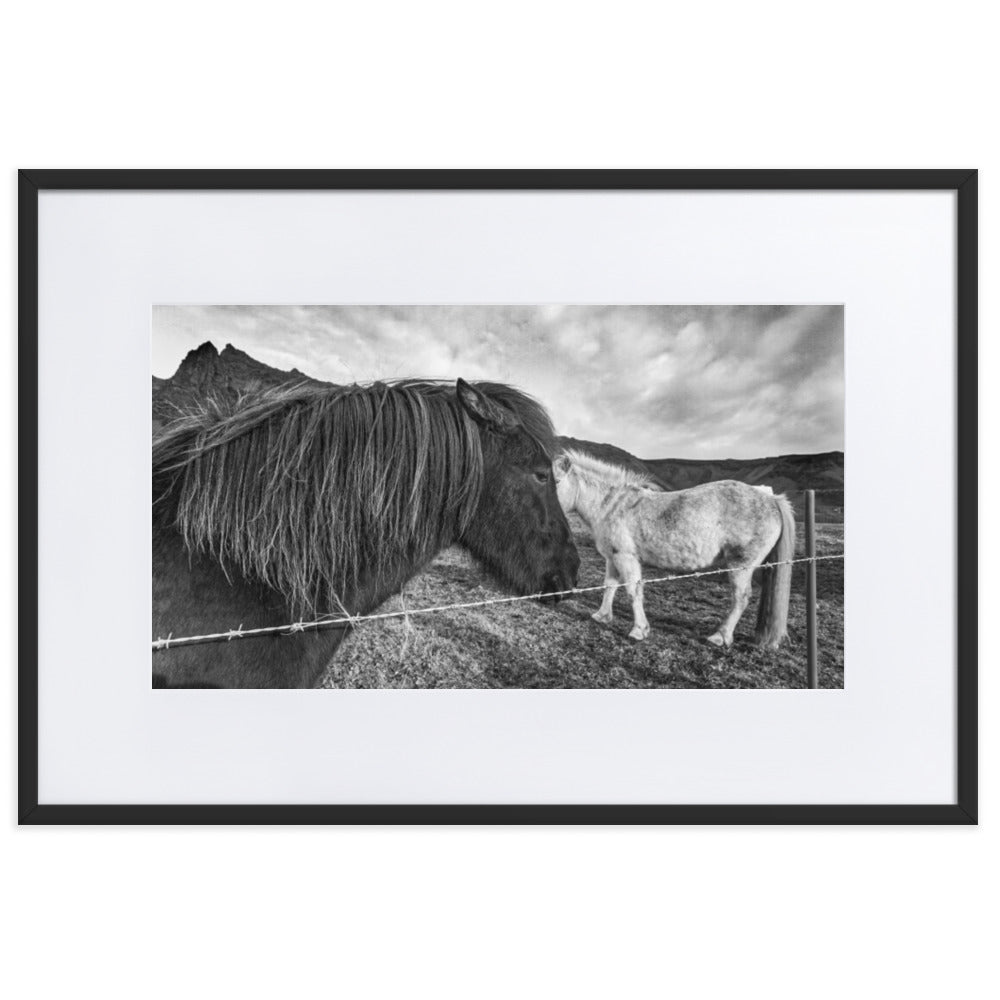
[153,341,329,424]
[153,342,843,517]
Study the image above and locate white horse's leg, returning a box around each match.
[612,553,649,641]
[591,557,619,625]
[707,568,753,648]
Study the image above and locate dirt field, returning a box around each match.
[321,513,844,689]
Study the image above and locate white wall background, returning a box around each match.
[2,3,994,999]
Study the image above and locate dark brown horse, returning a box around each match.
[153,378,580,688]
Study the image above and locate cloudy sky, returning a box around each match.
[152,305,843,460]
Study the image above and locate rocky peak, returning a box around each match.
[219,343,255,363]
[170,340,302,392]
[153,340,332,429]
[171,341,223,389]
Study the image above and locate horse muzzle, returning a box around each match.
[538,566,578,604]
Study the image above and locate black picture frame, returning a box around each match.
[18,169,978,825]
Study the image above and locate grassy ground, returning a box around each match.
[321,515,844,689]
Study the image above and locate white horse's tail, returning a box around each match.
[755,494,796,648]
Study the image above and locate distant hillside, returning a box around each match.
[152,343,842,519]
[558,439,843,520]
[644,452,843,521]
[642,452,843,493]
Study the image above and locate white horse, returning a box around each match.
[553,451,795,648]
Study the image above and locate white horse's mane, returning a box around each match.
[562,449,658,490]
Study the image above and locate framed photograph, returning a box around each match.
[19,169,976,823]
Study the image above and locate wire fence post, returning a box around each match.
[805,489,818,689]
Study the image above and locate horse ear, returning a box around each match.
[456,378,520,432]
[553,453,572,480]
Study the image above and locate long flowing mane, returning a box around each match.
[562,449,659,491]
[153,379,556,617]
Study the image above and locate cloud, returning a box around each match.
[153,304,844,460]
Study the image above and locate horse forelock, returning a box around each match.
[152,378,553,616]
[562,449,656,490]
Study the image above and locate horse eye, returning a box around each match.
[534,471,550,484]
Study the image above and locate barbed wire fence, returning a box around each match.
[152,490,843,688]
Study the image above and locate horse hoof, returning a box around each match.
[628,626,649,641]
[591,611,613,625]
[706,633,727,647]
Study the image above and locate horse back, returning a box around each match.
[611,480,784,571]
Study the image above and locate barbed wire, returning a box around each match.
[732,486,843,494]
[657,485,844,495]
[152,552,845,652]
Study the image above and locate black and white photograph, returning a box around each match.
[152,304,844,689]
[7,0,988,991]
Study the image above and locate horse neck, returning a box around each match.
[569,471,614,528]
